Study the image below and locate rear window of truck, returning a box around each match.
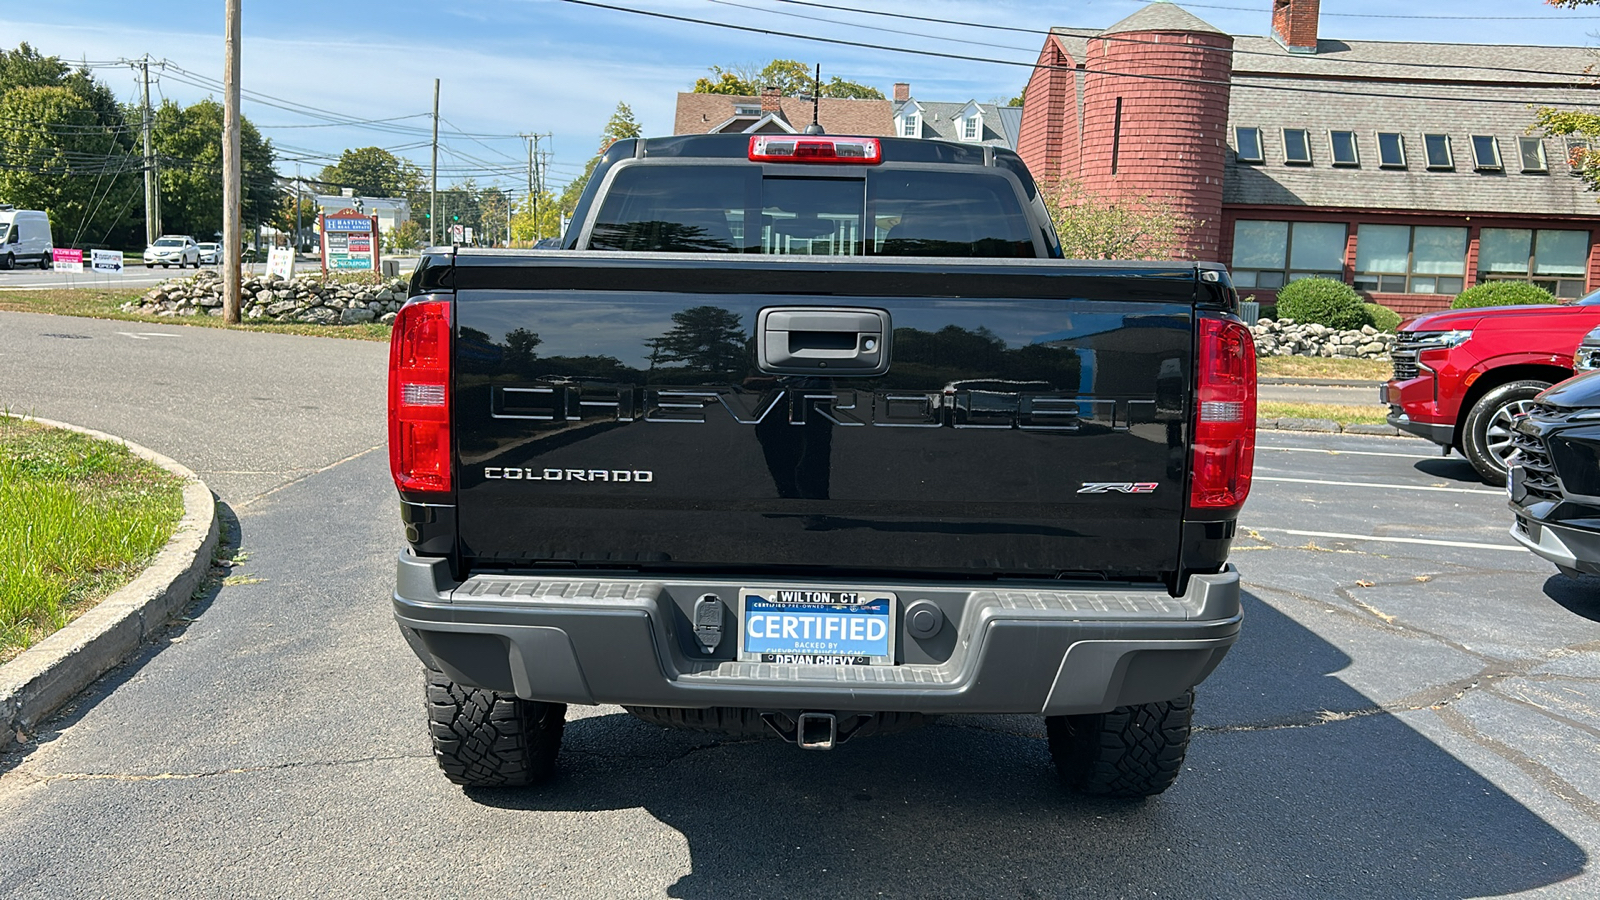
[588,165,1036,257]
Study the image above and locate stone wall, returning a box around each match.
[1250,317,1393,360]
[121,271,408,325]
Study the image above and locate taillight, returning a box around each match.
[749,135,883,164]
[1190,317,1257,512]
[388,297,452,494]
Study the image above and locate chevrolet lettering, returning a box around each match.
[389,132,1255,798]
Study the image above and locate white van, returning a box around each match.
[0,206,54,270]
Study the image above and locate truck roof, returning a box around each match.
[621,133,1006,167]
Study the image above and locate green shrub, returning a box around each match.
[1450,282,1556,309]
[1276,277,1368,329]
[1363,303,1402,333]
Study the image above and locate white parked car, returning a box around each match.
[144,235,201,268]
[196,242,221,265]
[0,206,54,270]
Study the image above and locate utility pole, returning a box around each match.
[295,163,303,253]
[222,0,242,324]
[139,57,159,243]
[430,78,440,247]
[522,132,550,240]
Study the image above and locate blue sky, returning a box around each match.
[6,1,1599,197]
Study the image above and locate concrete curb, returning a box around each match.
[1257,417,1414,438]
[0,416,218,750]
[1258,377,1381,387]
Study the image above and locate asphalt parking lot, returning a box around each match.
[0,311,1597,898]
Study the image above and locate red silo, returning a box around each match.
[1079,3,1233,260]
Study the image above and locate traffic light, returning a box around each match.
[452,214,460,222]
[423,212,430,220]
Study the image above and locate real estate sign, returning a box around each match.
[51,248,83,272]
[90,248,123,274]
[319,209,380,274]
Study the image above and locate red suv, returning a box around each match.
[1386,292,1600,485]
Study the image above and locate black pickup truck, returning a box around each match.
[389,133,1255,797]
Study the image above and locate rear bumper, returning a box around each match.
[392,552,1242,716]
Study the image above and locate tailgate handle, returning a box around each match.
[756,307,891,376]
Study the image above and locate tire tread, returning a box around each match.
[1046,690,1194,798]
[425,670,563,787]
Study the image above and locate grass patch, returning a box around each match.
[0,289,390,342]
[0,418,186,663]
[1256,357,1392,381]
[1259,402,1389,426]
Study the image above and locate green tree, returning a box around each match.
[269,191,318,242]
[692,60,883,99]
[0,44,141,248]
[152,98,276,238]
[385,219,425,253]
[1038,178,1193,260]
[652,305,746,375]
[511,190,561,243]
[477,188,509,246]
[317,146,420,198]
[557,102,643,218]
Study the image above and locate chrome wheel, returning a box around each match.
[1485,399,1536,469]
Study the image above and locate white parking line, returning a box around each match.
[1247,526,1526,553]
[1259,445,1434,461]
[1255,476,1503,496]
[116,332,181,340]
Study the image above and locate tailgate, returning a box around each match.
[450,258,1195,580]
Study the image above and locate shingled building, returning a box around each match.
[1017,0,1600,316]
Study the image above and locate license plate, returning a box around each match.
[738,588,896,666]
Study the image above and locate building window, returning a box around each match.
[1479,228,1590,298]
[964,117,978,140]
[1283,128,1312,165]
[1235,127,1264,163]
[1354,224,1468,294]
[1423,134,1454,170]
[1330,131,1359,167]
[1376,132,1406,168]
[734,104,760,116]
[1471,135,1503,171]
[1520,137,1548,173]
[1230,220,1347,289]
[901,116,918,137]
[1567,139,1590,175]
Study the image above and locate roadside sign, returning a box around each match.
[451,224,464,243]
[266,248,295,280]
[319,209,380,275]
[464,227,474,245]
[90,249,123,274]
[52,248,84,272]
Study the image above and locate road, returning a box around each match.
[0,309,1596,898]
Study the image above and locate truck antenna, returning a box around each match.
[803,63,825,135]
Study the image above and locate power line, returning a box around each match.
[746,0,1600,81]
[1170,1,1600,20]
[556,0,1600,106]
[706,0,1036,53]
